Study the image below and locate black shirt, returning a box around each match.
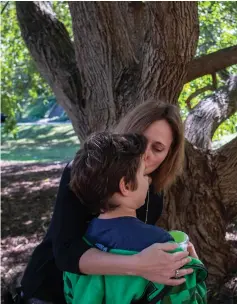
[21,162,164,302]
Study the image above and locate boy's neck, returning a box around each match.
[98,207,136,219]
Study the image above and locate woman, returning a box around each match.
[21,101,193,304]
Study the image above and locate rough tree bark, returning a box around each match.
[16,1,237,287]
[159,137,237,288]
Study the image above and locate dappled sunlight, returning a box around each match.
[1,124,80,163]
[1,234,43,288]
[2,140,79,149]
[1,162,66,292]
[1,162,65,238]
[2,178,60,199]
[1,141,79,162]
[2,135,79,145]
[1,235,42,261]
[1,162,66,173]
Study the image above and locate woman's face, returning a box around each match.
[143,119,173,175]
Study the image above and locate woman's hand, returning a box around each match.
[134,242,193,286]
[187,242,199,259]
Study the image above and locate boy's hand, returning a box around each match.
[187,242,199,259]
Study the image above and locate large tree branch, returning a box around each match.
[16,2,90,139]
[213,136,237,220]
[186,45,237,83]
[185,75,237,149]
[16,2,83,110]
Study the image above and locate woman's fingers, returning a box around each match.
[174,256,192,270]
[187,242,199,259]
[171,250,190,262]
[152,244,190,267]
[143,272,186,285]
[172,267,193,278]
[154,242,179,252]
[137,242,194,286]
[162,251,193,279]
[148,267,194,286]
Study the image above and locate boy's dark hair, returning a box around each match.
[70,132,147,214]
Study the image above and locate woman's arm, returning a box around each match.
[52,162,93,273]
[80,243,193,286]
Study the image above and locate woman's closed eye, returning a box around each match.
[153,146,164,153]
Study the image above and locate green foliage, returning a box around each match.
[179,1,237,139]
[21,96,56,121]
[197,1,237,59]
[0,1,72,134]
[0,2,52,133]
[52,1,73,39]
[213,113,237,141]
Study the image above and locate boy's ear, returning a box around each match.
[119,177,131,196]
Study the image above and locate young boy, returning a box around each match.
[65,132,207,304]
[70,132,173,252]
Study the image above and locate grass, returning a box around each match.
[1,124,80,162]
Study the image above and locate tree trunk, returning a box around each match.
[158,139,237,287]
[16,1,237,288]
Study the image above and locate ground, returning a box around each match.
[1,160,237,303]
[1,161,66,301]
